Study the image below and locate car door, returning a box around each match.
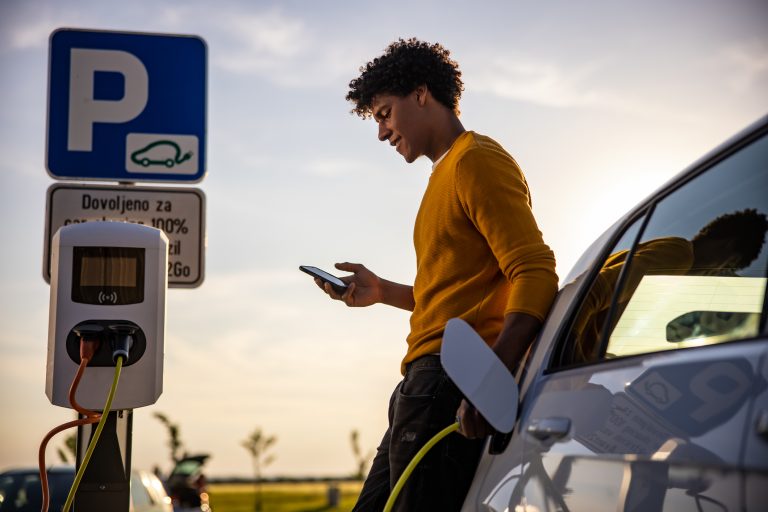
[744,347,768,510]
[463,118,768,512]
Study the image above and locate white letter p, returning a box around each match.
[68,48,148,152]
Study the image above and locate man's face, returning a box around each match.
[371,91,427,164]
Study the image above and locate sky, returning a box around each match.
[1,0,767,479]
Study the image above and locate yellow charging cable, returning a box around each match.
[383,421,460,512]
[62,356,124,512]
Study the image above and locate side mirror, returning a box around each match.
[441,318,519,433]
[666,310,758,342]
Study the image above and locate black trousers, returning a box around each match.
[352,355,485,511]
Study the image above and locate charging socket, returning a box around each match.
[66,320,147,366]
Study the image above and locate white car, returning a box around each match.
[459,114,768,511]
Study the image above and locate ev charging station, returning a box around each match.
[46,221,168,410]
[46,221,168,510]
[42,27,206,512]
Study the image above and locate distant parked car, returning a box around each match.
[459,114,768,511]
[0,467,173,512]
[164,455,211,512]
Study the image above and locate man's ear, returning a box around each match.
[414,84,429,106]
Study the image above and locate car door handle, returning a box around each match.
[527,417,571,441]
[757,410,768,439]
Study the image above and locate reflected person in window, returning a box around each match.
[572,208,768,363]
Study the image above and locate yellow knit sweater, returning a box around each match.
[403,131,558,372]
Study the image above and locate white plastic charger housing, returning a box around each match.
[46,221,168,409]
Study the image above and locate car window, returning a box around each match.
[559,132,768,366]
[170,459,201,476]
[559,215,647,365]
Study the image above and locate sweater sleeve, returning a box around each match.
[455,147,558,321]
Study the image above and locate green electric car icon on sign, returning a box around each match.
[130,140,193,168]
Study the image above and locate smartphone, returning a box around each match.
[299,265,349,295]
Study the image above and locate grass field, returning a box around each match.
[208,481,363,512]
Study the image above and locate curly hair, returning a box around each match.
[693,208,768,268]
[346,38,464,118]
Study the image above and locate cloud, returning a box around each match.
[463,52,706,124]
[194,7,362,88]
[214,10,309,73]
[2,1,203,50]
[5,14,87,50]
[468,57,596,107]
[3,3,360,89]
[8,19,56,49]
[304,157,377,177]
[719,39,768,94]
[465,54,650,114]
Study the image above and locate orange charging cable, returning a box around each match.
[38,339,100,512]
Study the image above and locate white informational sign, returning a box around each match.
[44,183,205,287]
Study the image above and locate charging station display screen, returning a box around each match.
[72,247,145,305]
[80,256,137,286]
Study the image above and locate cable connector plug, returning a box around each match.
[107,324,137,364]
[72,324,104,362]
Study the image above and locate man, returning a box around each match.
[318,38,558,511]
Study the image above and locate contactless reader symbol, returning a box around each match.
[98,291,119,304]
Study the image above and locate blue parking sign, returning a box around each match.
[47,29,207,182]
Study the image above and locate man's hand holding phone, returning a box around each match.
[301,262,383,307]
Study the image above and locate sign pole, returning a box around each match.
[44,27,207,512]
